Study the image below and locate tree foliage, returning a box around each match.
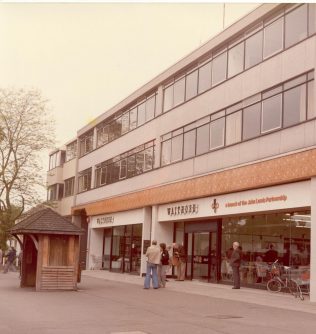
[0,88,55,249]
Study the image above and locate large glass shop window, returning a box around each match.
[221,211,311,287]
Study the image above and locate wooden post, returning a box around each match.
[36,235,43,291]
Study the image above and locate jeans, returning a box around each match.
[144,262,159,289]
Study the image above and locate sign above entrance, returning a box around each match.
[167,203,199,216]
[96,216,114,225]
[90,208,145,229]
[158,181,310,222]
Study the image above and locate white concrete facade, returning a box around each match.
[46,4,316,300]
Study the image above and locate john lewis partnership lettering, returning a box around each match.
[225,195,287,208]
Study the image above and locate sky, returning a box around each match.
[0,2,259,166]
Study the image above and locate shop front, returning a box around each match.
[158,181,311,288]
[88,208,150,275]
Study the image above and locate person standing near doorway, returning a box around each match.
[229,241,241,289]
[173,243,187,281]
[144,240,160,289]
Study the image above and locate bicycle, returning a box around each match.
[266,260,298,295]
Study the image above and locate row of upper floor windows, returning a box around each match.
[48,70,315,198]
[48,141,77,170]
[78,140,155,193]
[47,177,75,200]
[79,92,159,157]
[76,4,316,159]
[161,71,314,165]
[163,4,315,112]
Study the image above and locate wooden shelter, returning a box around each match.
[10,208,83,291]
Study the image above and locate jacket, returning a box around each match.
[229,249,241,267]
[145,245,161,264]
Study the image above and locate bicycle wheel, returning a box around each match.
[267,279,282,292]
[288,279,299,298]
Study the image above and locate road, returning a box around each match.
[0,272,315,334]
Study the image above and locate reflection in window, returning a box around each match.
[161,140,171,165]
[198,61,212,93]
[262,94,282,133]
[144,147,154,171]
[221,211,311,285]
[263,17,284,58]
[226,110,242,145]
[163,85,173,112]
[183,129,196,159]
[48,184,57,201]
[79,132,93,157]
[66,142,77,161]
[137,102,146,127]
[97,125,109,147]
[171,135,183,162]
[121,113,129,134]
[210,117,225,150]
[136,152,145,175]
[283,85,306,127]
[212,52,227,86]
[109,118,122,142]
[129,107,137,131]
[196,123,210,155]
[64,177,75,197]
[243,103,261,140]
[186,70,198,100]
[127,155,136,178]
[228,43,244,78]
[285,5,308,48]
[245,31,263,69]
[174,77,185,106]
[78,168,92,192]
[120,159,127,179]
[307,81,315,119]
[146,95,155,121]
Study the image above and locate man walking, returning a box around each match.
[3,247,17,273]
[230,241,241,289]
[144,240,160,289]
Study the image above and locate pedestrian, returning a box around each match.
[229,241,241,289]
[173,243,187,281]
[158,243,169,288]
[18,250,23,278]
[3,247,17,274]
[144,240,160,289]
[0,248,3,269]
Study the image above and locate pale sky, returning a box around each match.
[0,2,259,159]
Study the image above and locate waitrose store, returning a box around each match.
[158,181,311,288]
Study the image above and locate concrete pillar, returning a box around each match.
[310,177,316,302]
[141,207,152,275]
[151,205,173,247]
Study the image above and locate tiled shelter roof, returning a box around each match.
[10,208,83,235]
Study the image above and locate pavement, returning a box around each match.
[1,270,316,334]
[82,269,316,315]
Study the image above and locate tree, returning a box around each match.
[0,88,55,249]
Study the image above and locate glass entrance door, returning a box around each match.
[186,231,218,282]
